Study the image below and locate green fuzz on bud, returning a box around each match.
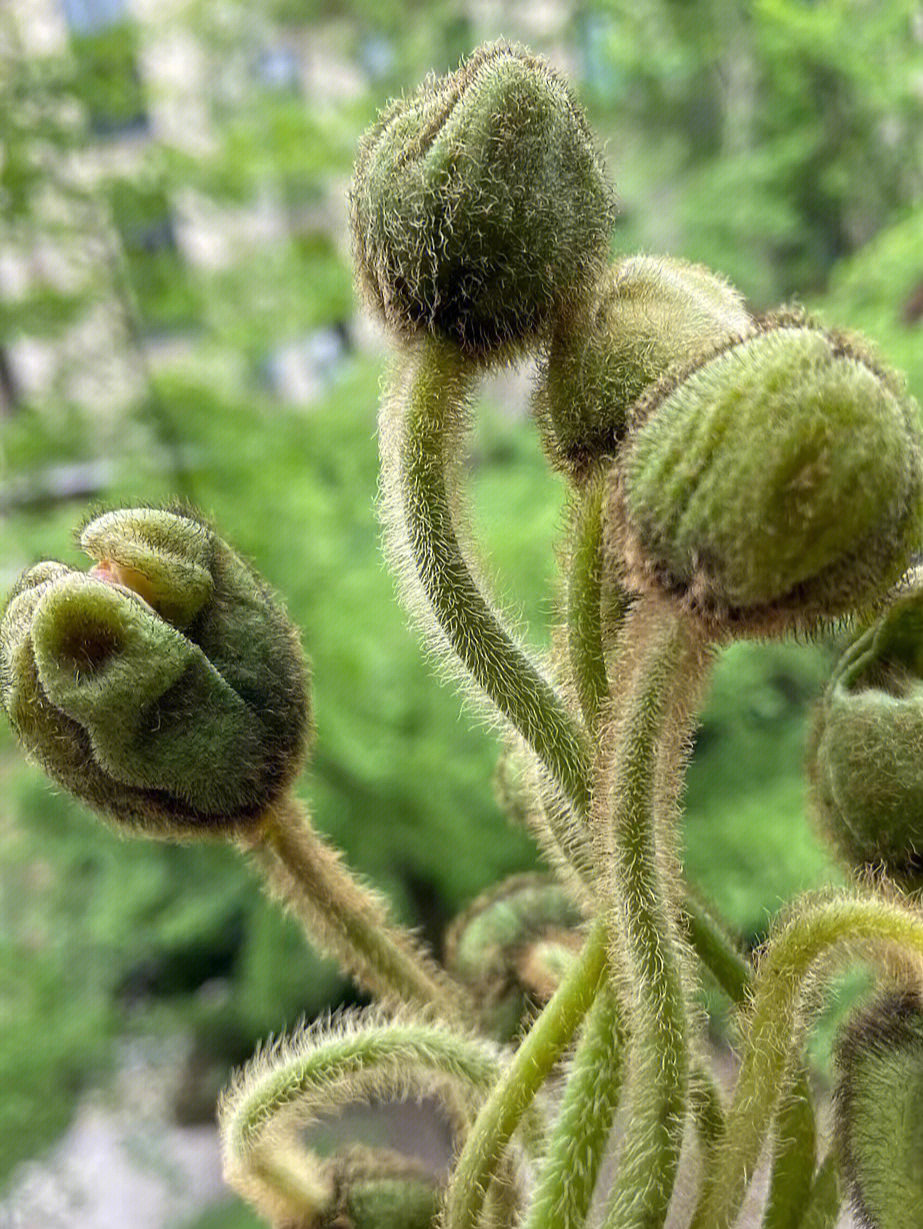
[0,507,310,839]
[610,320,923,633]
[327,1147,441,1229]
[534,255,750,479]
[445,873,584,1040]
[809,589,923,888]
[350,41,615,359]
[834,990,923,1229]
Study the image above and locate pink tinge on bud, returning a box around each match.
[89,560,158,610]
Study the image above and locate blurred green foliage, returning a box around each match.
[590,0,923,305]
[1,0,921,1212]
[817,205,923,392]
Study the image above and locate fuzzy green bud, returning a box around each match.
[0,507,310,838]
[445,873,584,1039]
[327,1147,441,1229]
[834,990,923,1229]
[610,320,923,633]
[350,41,615,359]
[534,255,750,479]
[809,589,923,888]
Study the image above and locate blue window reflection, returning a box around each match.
[60,0,128,34]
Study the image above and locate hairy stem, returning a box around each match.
[566,497,760,1026]
[250,792,464,1019]
[382,326,829,1229]
[689,1062,726,1161]
[443,919,609,1229]
[681,895,825,1229]
[566,473,612,733]
[383,337,748,1001]
[681,889,752,1003]
[524,985,627,1229]
[690,895,923,1229]
[219,1013,505,1226]
[381,337,591,817]
[598,602,707,1229]
[761,1070,816,1229]
[799,1152,842,1229]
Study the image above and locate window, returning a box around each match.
[60,0,148,136]
[108,180,199,333]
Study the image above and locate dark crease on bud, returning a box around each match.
[349,41,616,359]
[534,255,750,480]
[0,507,311,839]
[809,589,923,889]
[608,318,923,635]
[834,990,923,1229]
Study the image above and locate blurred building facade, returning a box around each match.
[1,0,581,425]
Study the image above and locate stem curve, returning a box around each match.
[381,338,591,818]
[691,894,923,1229]
[251,792,464,1019]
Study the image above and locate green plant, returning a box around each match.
[5,40,923,1229]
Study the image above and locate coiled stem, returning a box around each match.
[220,1011,508,1226]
